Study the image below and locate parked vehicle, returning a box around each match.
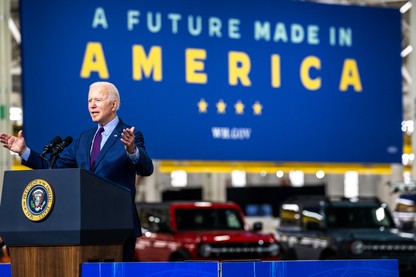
[134,201,280,261]
[393,193,416,233]
[0,238,10,263]
[277,196,416,274]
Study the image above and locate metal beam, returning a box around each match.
[0,0,12,193]
[409,0,416,181]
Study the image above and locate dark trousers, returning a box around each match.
[123,234,136,262]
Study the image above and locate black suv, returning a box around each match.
[277,196,416,274]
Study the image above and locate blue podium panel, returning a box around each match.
[81,262,219,277]
[0,264,11,277]
[221,260,399,277]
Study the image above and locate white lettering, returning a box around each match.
[147,12,162,33]
[273,23,288,42]
[92,7,108,29]
[339,27,352,46]
[208,17,222,37]
[229,19,241,39]
[212,127,230,139]
[254,21,271,41]
[127,10,140,31]
[188,15,202,36]
[291,24,304,43]
[307,25,319,45]
[329,26,352,47]
[167,13,182,34]
[255,21,321,45]
[212,127,251,140]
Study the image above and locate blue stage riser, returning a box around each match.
[0,260,399,276]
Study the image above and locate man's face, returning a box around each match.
[88,86,117,126]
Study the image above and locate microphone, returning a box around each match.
[50,136,73,157]
[40,136,62,160]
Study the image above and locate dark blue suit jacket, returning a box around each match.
[22,119,154,237]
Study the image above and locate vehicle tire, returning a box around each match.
[281,248,297,260]
[169,249,192,261]
[321,250,339,260]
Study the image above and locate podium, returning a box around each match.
[0,169,134,277]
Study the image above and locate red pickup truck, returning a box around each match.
[134,201,280,261]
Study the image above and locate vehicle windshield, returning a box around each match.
[325,206,395,229]
[175,208,245,231]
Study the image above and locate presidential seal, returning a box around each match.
[21,179,54,222]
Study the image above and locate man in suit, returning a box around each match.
[0,81,154,261]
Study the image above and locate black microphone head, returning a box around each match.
[50,136,73,157]
[62,136,73,147]
[51,136,62,145]
[40,135,63,158]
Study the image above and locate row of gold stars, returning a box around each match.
[197,98,263,115]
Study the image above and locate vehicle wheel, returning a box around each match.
[281,248,297,260]
[321,251,339,260]
[169,249,192,261]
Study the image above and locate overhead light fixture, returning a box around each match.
[231,170,246,187]
[9,107,22,122]
[400,1,412,14]
[401,45,413,58]
[275,170,284,178]
[8,18,21,44]
[289,170,304,187]
[401,120,414,133]
[316,170,325,179]
[402,66,412,85]
[344,171,358,198]
[170,170,187,187]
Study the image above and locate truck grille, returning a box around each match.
[199,242,279,260]
[361,242,416,255]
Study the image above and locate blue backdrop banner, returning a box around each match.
[20,0,402,163]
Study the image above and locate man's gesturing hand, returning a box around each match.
[121,127,136,154]
[0,130,27,155]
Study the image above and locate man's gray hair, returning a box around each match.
[90,81,121,110]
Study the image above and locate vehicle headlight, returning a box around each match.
[199,243,212,258]
[350,240,364,255]
[269,243,280,256]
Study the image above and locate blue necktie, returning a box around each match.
[90,127,104,170]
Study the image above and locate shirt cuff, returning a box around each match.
[127,147,140,164]
[20,147,31,161]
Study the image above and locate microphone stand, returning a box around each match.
[49,154,58,169]
[46,136,73,169]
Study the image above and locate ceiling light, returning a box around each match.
[400,1,412,14]
[8,18,21,44]
[316,170,325,179]
[401,45,413,58]
[275,170,284,178]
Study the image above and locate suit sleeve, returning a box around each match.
[134,130,154,176]
[21,150,50,169]
[22,139,78,169]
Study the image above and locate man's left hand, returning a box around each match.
[121,127,136,154]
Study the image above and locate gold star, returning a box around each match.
[216,99,227,114]
[197,98,208,113]
[252,101,263,115]
[235,100,245,115]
